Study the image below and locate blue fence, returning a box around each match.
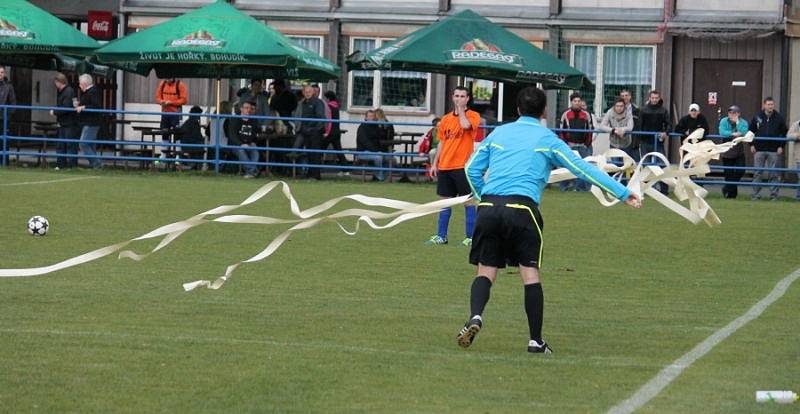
[1,104,798,190]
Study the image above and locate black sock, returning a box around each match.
[524,283,544,342]
[470,276,492,318]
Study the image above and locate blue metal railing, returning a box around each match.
[0,104,797,189]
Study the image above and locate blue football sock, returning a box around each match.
[437,207,452,239]
[465,205,476,238]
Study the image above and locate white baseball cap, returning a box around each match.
[688,103,700,112]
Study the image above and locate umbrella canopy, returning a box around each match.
[0,0,107,75]
[94,0,339,81]
[346,9,590,89]
[0,53,112,77]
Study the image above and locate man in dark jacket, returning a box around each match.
[356,109,388,181]
[292,85,326,180]
[52,73,80,169]
[269,79,297,133]
[228,100,260,178]
[76,74,103,169]
[0,66,15,128]
[639,90,671,194]
[171,106,205,165]
[674,103,709,141]
[749,97,788,200]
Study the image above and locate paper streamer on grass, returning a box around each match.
[0,181,470,290]
[0,129,750,289]
[548,129,754,226]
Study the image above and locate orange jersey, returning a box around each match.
[436,110,480,170]
[155,80,188,113]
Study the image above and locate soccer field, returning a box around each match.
[1,169,798,413]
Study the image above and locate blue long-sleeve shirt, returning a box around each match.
[465,116,630,204]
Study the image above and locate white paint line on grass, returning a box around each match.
[0,176,100,187]
[607,267,800,414]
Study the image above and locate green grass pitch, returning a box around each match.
[1,168,798,413]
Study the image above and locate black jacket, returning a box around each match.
[173,117,203,145]
[55,85,78,126]
[269,90,298,118]
[640,101,671,133]
[356,123,384,152]
[674,113,709,139]
[78,85,103,126]
[228,118,258,146]
[750,110,788,152]
[0,78,16,119]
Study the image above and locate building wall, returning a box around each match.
[671,35,785,114]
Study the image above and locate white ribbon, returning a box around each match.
[0,130,749,290]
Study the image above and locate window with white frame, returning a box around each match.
[349,37,430,111]
[286,35,325,92]
[571,45,655,116]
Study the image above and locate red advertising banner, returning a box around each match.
[88,10,113,40]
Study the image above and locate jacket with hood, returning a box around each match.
[598,107,634,149]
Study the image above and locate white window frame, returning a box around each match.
[287,35,325,56]
[570,44,657,116]
[347,36,431,113]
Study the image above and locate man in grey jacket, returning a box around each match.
[292,84,326,180]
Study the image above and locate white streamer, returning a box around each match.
[0,131,749,290]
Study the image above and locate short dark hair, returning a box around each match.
[271,79,285,89]
[516,87,546,118]
[453,86,469,95]
[569,92,582,101]
[250,78,262,85]
[324,91,337,101]
[432,117,441,126]
[189,106,203,114]
[614,97,626,105]
[763,97,774,103]
[312,84,320,89]
[649,90,660,96]
[242,99,257,107]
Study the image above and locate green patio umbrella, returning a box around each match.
[0,0,108,75]
[346,9,590,89]
[93,0,340,82]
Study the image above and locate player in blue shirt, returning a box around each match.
[457,86,641,353]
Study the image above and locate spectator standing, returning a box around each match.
[269,79,298,133]
[238,79,269,128]
[674,103,709,141]
[52,73,79,169]
[598,98,635,159]
[749,97,788,200]
[620,88,640,133]
[718,105,749,199]
[558,92,593,192]
[787,118,800,201]
[228,100,260,178]
[75,74,103,169]
[356,109,389,181]
[425,87,481,247]
[639,90,671,194]
[321,91,348,175]
[155,78,188,143]
[0,66,16,129]
[418,117,442,177]
[292,84,327,180]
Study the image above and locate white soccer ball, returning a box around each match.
[27,216,49,236]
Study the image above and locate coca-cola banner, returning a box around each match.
[88,10,113,40]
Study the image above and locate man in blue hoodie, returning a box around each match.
[457,86,641,354]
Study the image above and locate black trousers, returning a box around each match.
[722,155,745,199]
[322,132,347,165]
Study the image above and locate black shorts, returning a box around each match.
[437,169,472,197]
[469,195,544,269]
